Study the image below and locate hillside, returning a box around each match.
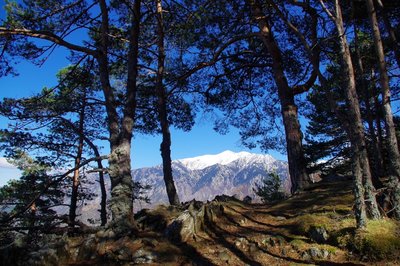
[4,177,399,265]
[79,151,289,222]
[132,150,289,208]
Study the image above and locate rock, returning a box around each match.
[302,251,311,261]
[307,247,330,259]
[218,251,230,261]
[309,226,329,243]
[275,216,287,221]
[13,233,27,248]
[132,248,157,264]
[270,235,285,246]
[234,237,249,250]
[116,246,133,261]
[261,237,270,246]
[249,243,258,253]
[309,247,322,259]
[322,249,329,259]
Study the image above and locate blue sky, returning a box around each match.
[0,1,287,187]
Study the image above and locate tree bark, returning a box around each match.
[365,0,400,218]
[317,0,381,222]
[96,0,142,229]
[155,0,180,206]
[352,152,367,228]
[375,0,400,67]
[69,93,86,227]
[353,27,383,187]
[248,0,310,194]
[331,0,380,220]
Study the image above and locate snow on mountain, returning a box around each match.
[132,150,289,210]
[79,150,289,223]
[177,150,261,170]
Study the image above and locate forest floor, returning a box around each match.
[63,177,399,266]
[5,177,397,265]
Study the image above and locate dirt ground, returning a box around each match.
[68,178,399,266]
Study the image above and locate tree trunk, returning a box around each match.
[248,0,309,194]
[318,0,381,220]
[354,27,383,187]
[69,94,86,227]
[282,104,309,193]
[366,0,400,218]
[91,146,107,226]
[108,141,135,230]
[375,0,400,67]
[96,0,141,229]
[352,152,367,228]
[97,160,107,226]
[156,0,180,206]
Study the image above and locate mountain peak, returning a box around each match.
[176,150,273,170]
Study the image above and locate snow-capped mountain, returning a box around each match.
[132,150,289,210]
[79,150,289,223]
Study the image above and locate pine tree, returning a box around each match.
[253,172,287,203]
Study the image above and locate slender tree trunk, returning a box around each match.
[79,124,107,225]
[96,0,141,229]
[317,0,381,222]
[354,27,383,187]
[375,0,400,67]
[372,71,385,162]
[332,0,380,220]
[69,96,86,227]
[248,0,309,194]
[155,0,180,206]
[366,0,400,218]
[61,116,108,225]
[91,147,107,226]
[97,160,107,226]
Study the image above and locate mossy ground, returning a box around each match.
[19,178,400,265]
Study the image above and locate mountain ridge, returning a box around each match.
[79,150,289,223]
[132,150,289,210]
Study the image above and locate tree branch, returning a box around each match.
[0,155,109,225]
[0,27,97,56]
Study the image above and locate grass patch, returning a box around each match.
[353,219,400,260]
[290,239,308,251]
[294,214,333,235]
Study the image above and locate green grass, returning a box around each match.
[353,219,400,260]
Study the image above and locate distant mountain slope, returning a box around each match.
[132,150,289,210]
[79,150,289,222]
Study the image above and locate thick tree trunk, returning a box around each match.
[248,0,309,194]
[96,0,141,229]
[108,141,135,230]
[282,104,309,193]
[366,0,400,218]
[156,0,180,206]
[352,152,367,228]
